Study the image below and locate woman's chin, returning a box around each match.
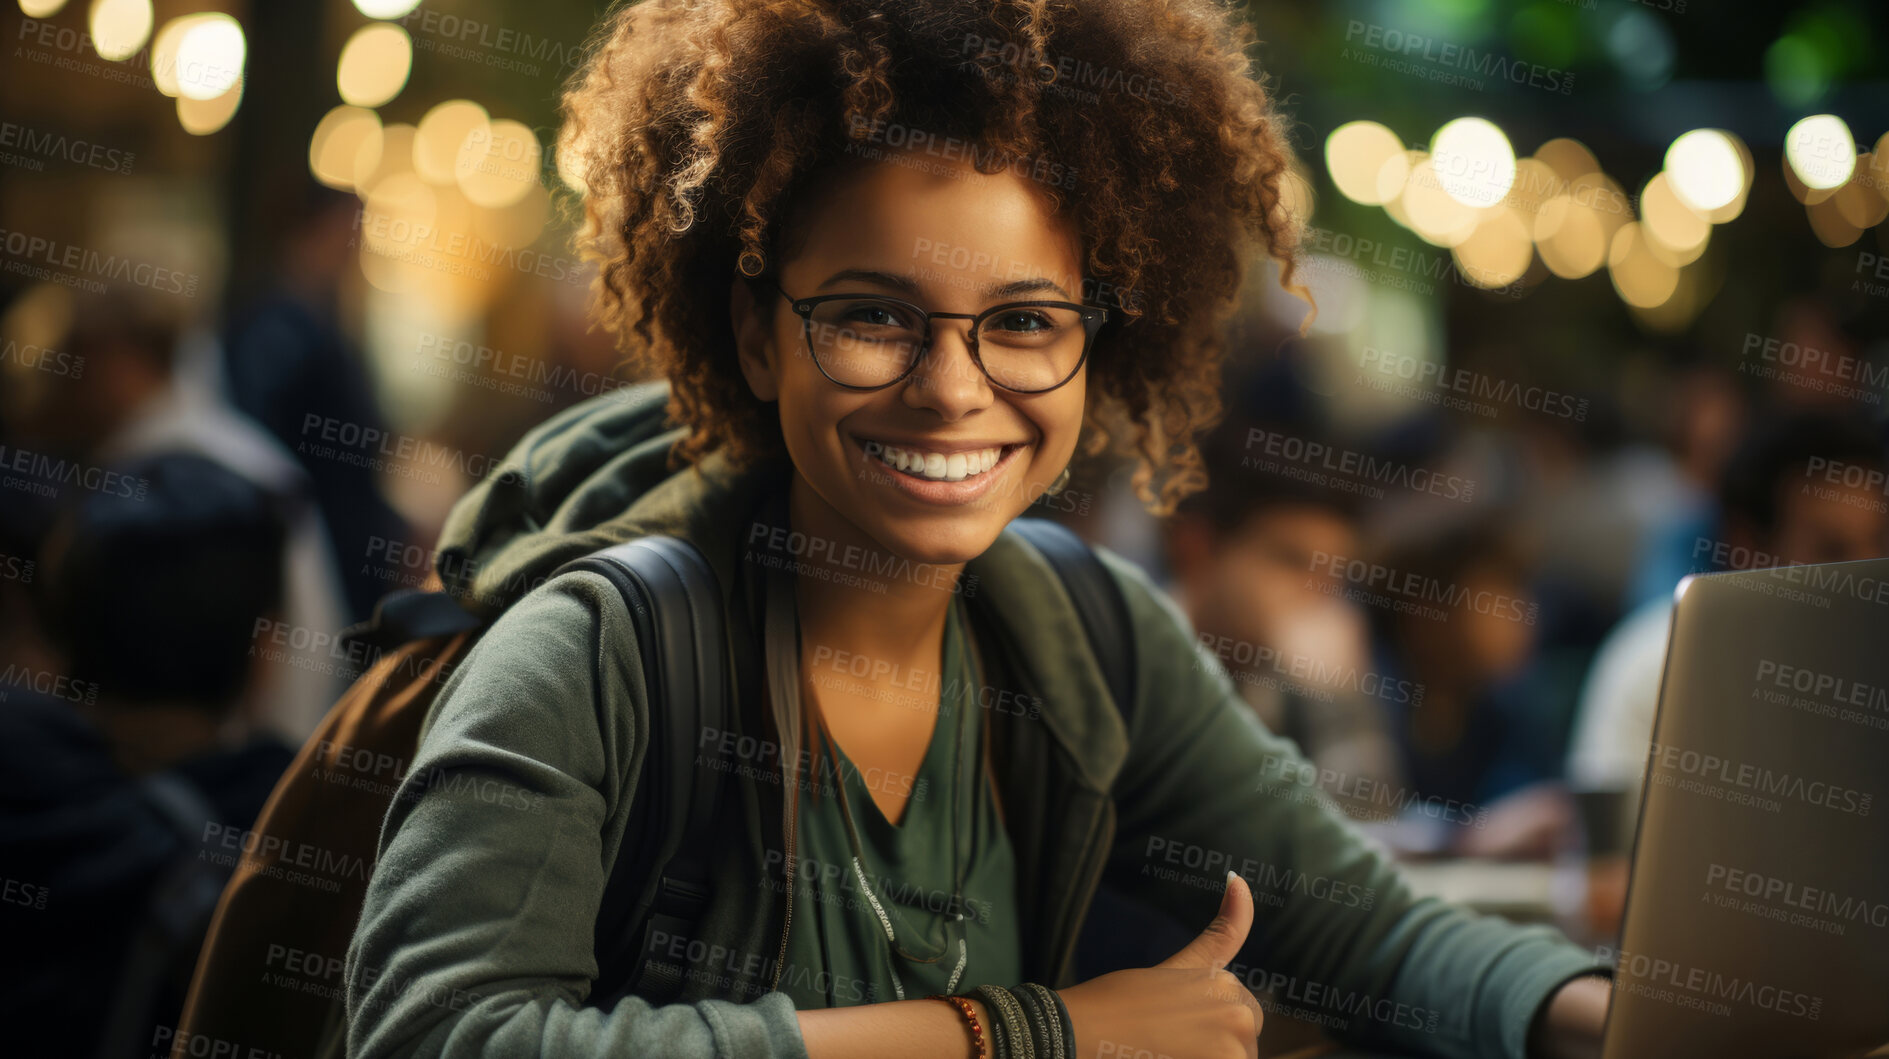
[859,519,1001,571]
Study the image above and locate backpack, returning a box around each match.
[173,516,1134,1059]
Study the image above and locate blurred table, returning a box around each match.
[1394,857,1567,925]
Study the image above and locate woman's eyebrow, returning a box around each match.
[817,268,1074,300]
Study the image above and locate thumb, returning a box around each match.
[1157,871,1253,971]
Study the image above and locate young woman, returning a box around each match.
[344,2,1613,1057]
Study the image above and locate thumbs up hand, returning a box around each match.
[1056,872,1266,1059]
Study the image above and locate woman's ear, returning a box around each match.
[729,276,779,403]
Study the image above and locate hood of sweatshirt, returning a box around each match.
[432,379,782,619]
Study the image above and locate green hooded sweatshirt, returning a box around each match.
[343,380,1607,1059]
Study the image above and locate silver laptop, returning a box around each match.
[1603,559,1889,1059]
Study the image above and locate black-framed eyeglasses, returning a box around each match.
[764,278,1107,394]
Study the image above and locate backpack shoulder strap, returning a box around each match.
[1005,517,1138,729]
[554,534,731,1005]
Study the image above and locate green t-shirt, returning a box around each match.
[776,594,1024,1008]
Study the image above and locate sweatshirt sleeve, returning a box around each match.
[343,571,809,1059]
[1092,548,1608,1059]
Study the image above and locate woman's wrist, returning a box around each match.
[1527,974,1612,1059]
[796,996,995,1059]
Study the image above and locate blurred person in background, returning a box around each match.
[1619,364,1747,613]
[0,451,296,1059]
[220,181,411,625]
[1162,416,1406,811]
[1566,410,1889,937]
[1370,522,1576,860]
[4,284,347,739]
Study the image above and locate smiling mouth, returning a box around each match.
[851,435,1026,483]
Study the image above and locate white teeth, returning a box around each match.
[872,442,1008,482]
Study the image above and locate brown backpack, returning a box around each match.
[171,529,739,1059]
[169,575,474,1059]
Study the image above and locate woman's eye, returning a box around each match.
[845,305,907,328]
[991,310,1052,333]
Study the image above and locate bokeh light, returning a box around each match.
[1637,173,1710,267]
[415,101,492,186]
[1325,121,1405,206]
[1785,114,1856,191]
[1533,138,1600,183]
[174,14,246,101]
[177,78,243,136]
[309,105,384,191]
[454,119,543,209]
[1401,156,1479,247]
[1532,194,1607,280]
[336,23,412,108]
[88,0,153,61]
[1453,207,1532,289]
[352,0,423,17]
[1608,223,1680,309]
[1663,130,1743,213]
[1430,117,1517,209]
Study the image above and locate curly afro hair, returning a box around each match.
[558,0,1308,516]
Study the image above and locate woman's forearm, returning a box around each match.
[797,997,992,1059]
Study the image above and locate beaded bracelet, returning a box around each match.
[925,994,988,1058]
